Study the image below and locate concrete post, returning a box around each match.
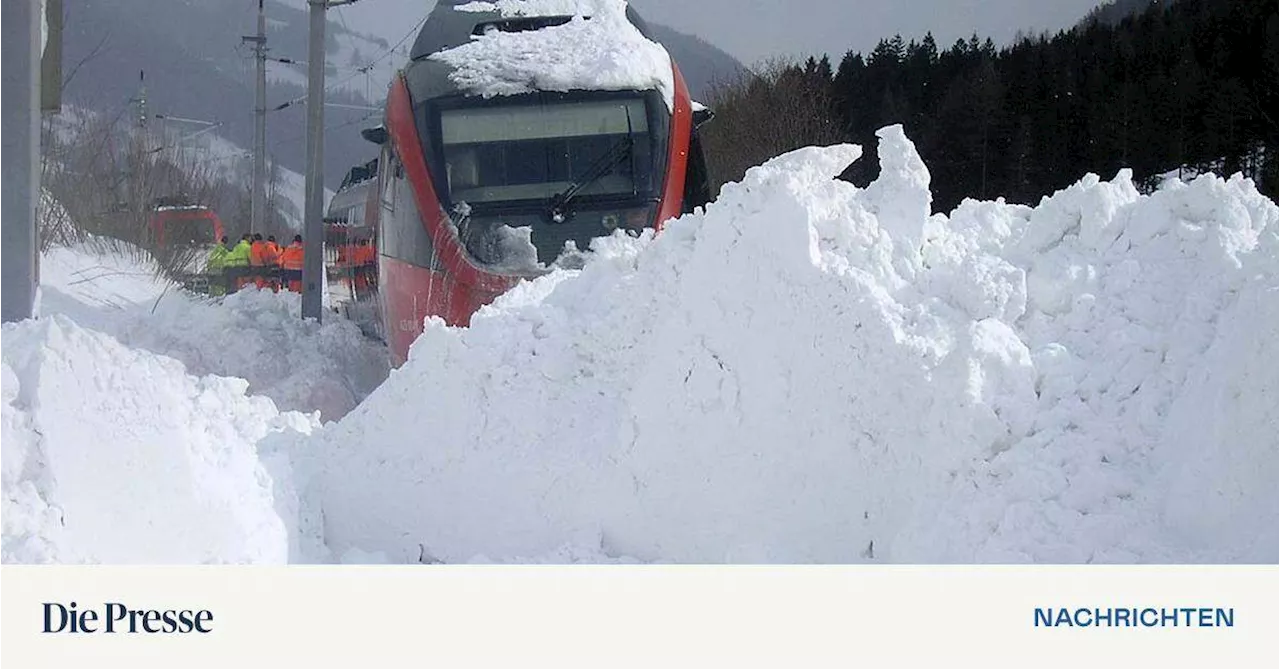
[251,0,267,236]
[2,0,42,323]
[301,0,327,321]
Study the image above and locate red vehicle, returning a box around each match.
[345,0,712,365]
[324,158,383,339]
[149,203,225,248]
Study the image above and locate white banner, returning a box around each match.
[2,566,1276,667]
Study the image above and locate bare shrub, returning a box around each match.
[40,110,275,282]
[700,57,846,191]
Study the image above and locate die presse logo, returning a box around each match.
[42,602,214,634]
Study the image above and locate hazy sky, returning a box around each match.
[329,0,1106,66]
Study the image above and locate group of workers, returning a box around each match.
[202,232,379,298]
[205,232,305,295]
[335,238,378,294]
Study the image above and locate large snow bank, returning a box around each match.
[38,244,388,421]
[897,169,1280,562]
[308,125,1277,564]
[432,0,675,109]
[2,238,381,563]
[1,316,317,563]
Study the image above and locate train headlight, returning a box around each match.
[624,205,657,235]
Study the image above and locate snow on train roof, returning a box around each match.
[454,0,601,15]
[426,0,675,110]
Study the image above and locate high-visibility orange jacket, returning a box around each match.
[249,240,266,266]
[261,242,281,267]
[280,243,304,270]
[355,245,376,264]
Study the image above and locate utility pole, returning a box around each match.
[1,0,41,323]
[242,0,268,236]
[130,70,151,157]
[302,0,358,321]
[137,71,147,129]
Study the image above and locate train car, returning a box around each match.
[149,202,225,248]
[324,157,383,340]
[358,0,713,364]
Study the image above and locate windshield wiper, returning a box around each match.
[547,106,635,224]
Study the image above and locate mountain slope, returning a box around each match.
[60,0,389,190]
[646,23,746,99]
[59,1,745,191]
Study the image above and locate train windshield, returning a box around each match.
[439,97,654,207]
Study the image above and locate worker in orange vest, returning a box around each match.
[249,233,270,289]
[279,234,304,293]
[336,239,354,293]
[263,235,283,291]
[353,238,376,292]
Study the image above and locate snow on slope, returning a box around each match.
[306,125,1277,565]
[1,316,318,563]
[171,131,324,232]
[37,243,388,422]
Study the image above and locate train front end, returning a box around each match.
[373,0,708,364]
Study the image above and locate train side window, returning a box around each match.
[381,148,397,211]
[378,148,441,271]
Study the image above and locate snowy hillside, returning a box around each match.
[61,0,388,188]
[3,127,1275,564]
[154,130,324,232]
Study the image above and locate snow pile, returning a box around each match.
[35,242,172,334]
[309,131,994,563]
[38,243,388,421]
[897,171,1279,562]
[308,125,1277,564]
[433,0,675,109]
[1,316,317,563]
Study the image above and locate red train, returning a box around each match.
[327,0,712,364]
[150,202,225,248]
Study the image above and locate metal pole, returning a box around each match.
[1,0,41,323]
[251,0,268,236]
[301,0,326,321]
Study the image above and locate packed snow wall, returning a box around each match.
[307,125,1278,564]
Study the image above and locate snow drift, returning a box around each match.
[2,241,384,563]
[38,244,388,421]
[307,125,1278,564]
[1,316,317,563]
[897,169,1279,562]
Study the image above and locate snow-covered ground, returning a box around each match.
[35,243,388,420]
[3,241,388,563]
[1,315,317,564]
[3,126,1275,564]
